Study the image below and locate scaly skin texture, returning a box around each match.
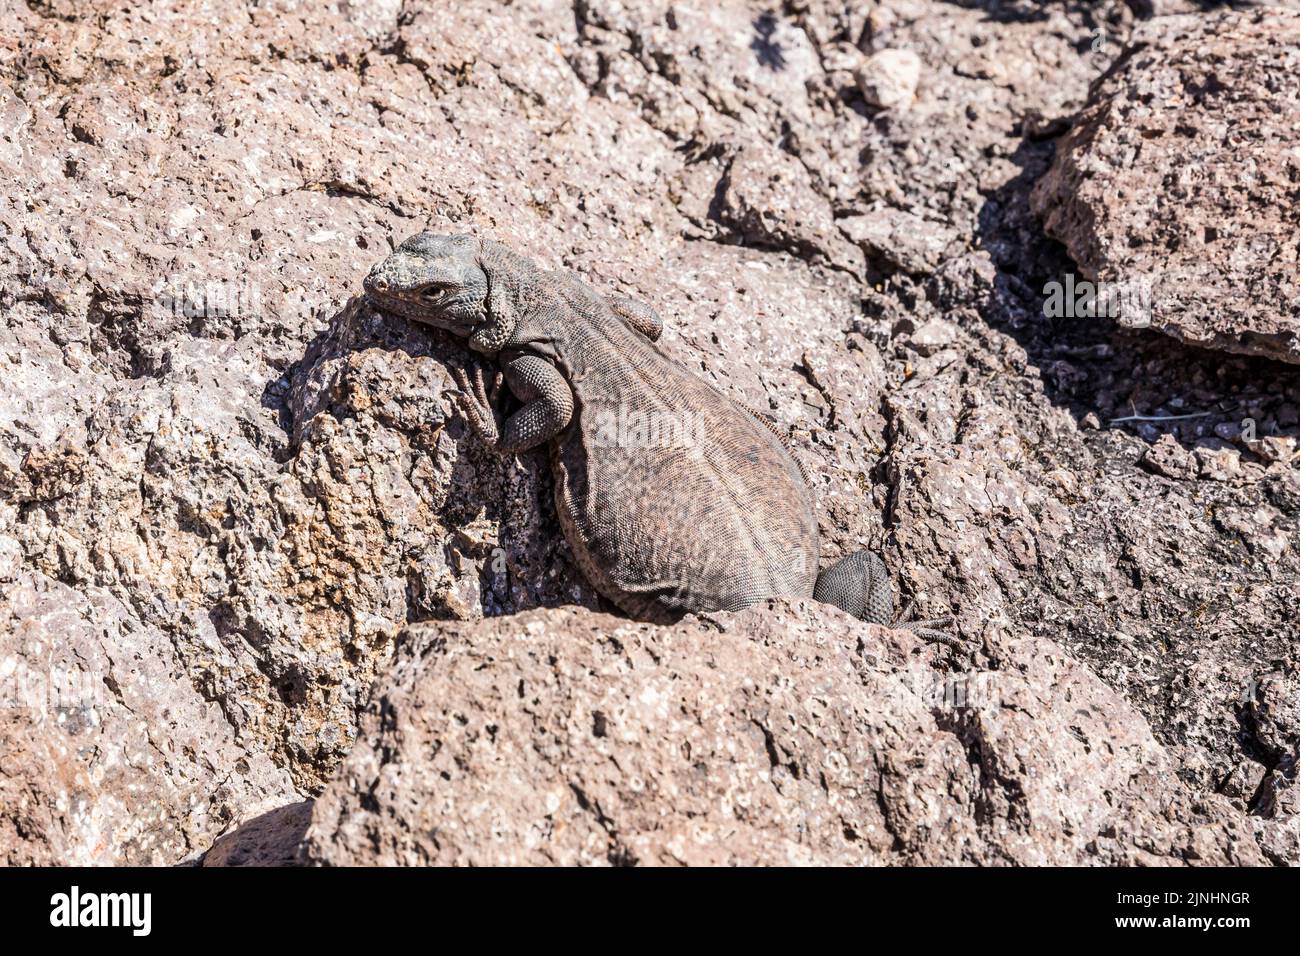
[364,233,945,634]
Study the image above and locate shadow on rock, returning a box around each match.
[968,133,1300,470]
[275,294,597,623]
[201,801,313,867]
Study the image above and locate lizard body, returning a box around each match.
[364,233,948,637]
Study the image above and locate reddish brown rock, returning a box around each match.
[202,801,312,867]
[1032,9,1300,363]
[0,573,297,865]
[1,0,1295,867]
[305,602,1262,866]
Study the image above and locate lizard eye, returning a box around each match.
[419,283,450,300]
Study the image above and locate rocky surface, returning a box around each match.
[0,572,294,865]
[1,0,1296,866]
[304,602,1263,866]
[1032,9,1300,363]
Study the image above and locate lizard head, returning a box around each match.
[363,233,489,337]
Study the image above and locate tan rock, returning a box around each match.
[1032,10,1300,363]
[0,573,298,865]
[856,48,922,110]
[304,602,1262,866]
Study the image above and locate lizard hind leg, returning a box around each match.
[813,550,955,643]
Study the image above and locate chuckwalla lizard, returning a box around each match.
[364,233,949,639]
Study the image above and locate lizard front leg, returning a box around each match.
[451,355,573,455]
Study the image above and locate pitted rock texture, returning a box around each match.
[0,573,294,865]
[0,1,1296,866]
[1032,9,1300,363]
[304,602,1263,866]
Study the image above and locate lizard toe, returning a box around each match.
[898,617,958,645]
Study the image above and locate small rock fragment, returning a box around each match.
[1246,435,1298,464]
[908,318,961,356]
[1194,439,1242,481]
[1142,433,1197,479]
[839,208,956,274]
[856,48,922,110]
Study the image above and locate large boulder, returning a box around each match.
[304,601,1263,866]
[1032,9,1300,362]
[0,573,296,865]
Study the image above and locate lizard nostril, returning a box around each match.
[369,276,388,292]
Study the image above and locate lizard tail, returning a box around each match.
[813,550,894,624]
[814,549,956,643]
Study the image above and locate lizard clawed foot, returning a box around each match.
[895,599,957,644]
[450,359,503,449]
[484,363,505,404]
[898,617,958,645]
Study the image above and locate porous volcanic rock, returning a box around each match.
[0,573,295,865]
[1032,9,1300,363]
[202,800,312,867]
[1,0,1296,867]
[304,601,1263,866]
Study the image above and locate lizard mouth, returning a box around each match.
[366,288,481,336]
[366,290,430,319]
[364,281,453,310]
